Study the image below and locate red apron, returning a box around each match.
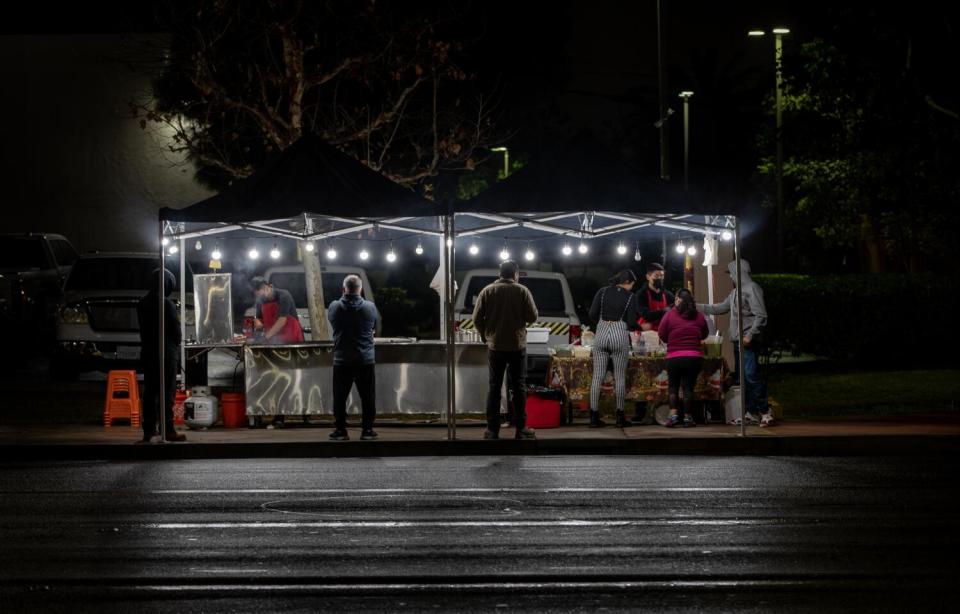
[637,289,668,331]
[261,300,305,343]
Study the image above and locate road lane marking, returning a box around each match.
[142,519,767,529]
[149,487,755,494]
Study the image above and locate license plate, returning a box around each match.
[117,346,140,360]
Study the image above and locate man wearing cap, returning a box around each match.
[636,263,675,332]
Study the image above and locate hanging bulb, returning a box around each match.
[468,243,479,256]
[248,247,259,260]
[161,237,170,247]
[562,243,573,256]
[721,230,733,241]
[446,238,453,248]
[577,242,588,254]
[415,241,424,256]
[304,241,315,252]
[211,246,222,260]
[326,245,337,260]
[386,243,397,263]
[617,242,627,255]
[524,245,535,261]
[687,245,697,256]
[168,244,179,255]
[634,246,642,262]
[195,240,202,251]
[270,244,281,260]
[499,244,510,261]
[359,248,370,261]
[675,240,686,254]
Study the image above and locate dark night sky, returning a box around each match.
[0,1,874,257]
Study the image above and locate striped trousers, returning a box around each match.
[590,320,631,412]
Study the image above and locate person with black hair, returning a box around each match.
[658,288,709,427]
[472,260,539,440]
[250,276,304,344]
[586,269,641,427]
[136,268,185,443]
[636,262,675,332]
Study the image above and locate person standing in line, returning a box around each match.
[472,260,539,440]
[658,289,709,428]
[699,259,772,426]
[586,269,641,428]
[327,274,380,441]
[136,268,186,443]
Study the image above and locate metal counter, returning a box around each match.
[243,341,489,416]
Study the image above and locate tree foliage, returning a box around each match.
[131,0,499,195]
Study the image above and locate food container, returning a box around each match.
[554,344,574,357]
[526,327,551,344]
[703,335,723,358]
[572,346,592,359]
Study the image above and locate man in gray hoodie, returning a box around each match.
[327,274,380,441]
[699,260,772,426]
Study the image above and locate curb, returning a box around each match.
[2,435,958,461]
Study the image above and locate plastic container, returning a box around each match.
[172,389,189,425]
[525,392,561,428]
[220,392,246,428]
[526,327,551,344]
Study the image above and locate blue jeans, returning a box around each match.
[733,342,769,415]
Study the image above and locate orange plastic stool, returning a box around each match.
[104,370,141,428]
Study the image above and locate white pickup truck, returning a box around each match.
[453,269,581,379]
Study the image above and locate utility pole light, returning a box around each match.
[678,91,694,191]
[749,27,790,269]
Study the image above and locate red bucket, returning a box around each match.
[220,392,246,428]
[525,392,561,429]
[172,389,189,425]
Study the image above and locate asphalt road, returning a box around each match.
[1,456,958,612]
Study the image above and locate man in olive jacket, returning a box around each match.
[472,260,539,440]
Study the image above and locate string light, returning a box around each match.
[270,244,281,260]
[211,246,222,260]
[195,240,202,251]
[446,238,453,248]
[248,247,260,260]
[524,244,535,261]
[499,243,510,261]
[469,243,479,255]
[687,245,697,256]
[359,248,370,261]
[161,237,170,246]
[634,242,642,262]
[721,230,733,241]
[415,241,424,256]
[386,242,397,263]
[304,241,315,252]
[562,243,573,256]
[577,242,588,254]
[326,244,337,260]
[168,244,179,255]
[675,240,686,254]
[617,242,627,255]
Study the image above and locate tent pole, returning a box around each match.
[179,237,186,391]
[734,219,747,438]
[158,223,167,443]
[444,214,457,440]
[438,216,447,343]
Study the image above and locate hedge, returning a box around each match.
[752,273,959,365]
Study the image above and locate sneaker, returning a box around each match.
[664,414,682,428]
[683,415,697,428]
[483,429,499,440]
[514,427,537,440]
[744,412,760,425]
[360,429,378,440]
[329,429,350,441]
[759,412,775,428]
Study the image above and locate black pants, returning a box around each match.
[486,350,527,432]
[666,356,702,416]
[332,364,376,431]
[142,355,177,439]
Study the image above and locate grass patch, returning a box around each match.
[769,368,960,418]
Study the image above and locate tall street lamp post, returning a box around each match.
[678,91,694,191]
[750,27,790,269]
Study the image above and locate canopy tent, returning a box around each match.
[155,134,751,441]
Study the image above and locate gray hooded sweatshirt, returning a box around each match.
[699,259,767,342]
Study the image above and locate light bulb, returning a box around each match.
[577,242,588,254]
[415,242,424,256]
[168,244,179,255]
[161,237,170,246]
[721,230,733,241]
[499,249,510,261]
[248,248,259,260]
[634,248,642,262]
[687,245,697,256]
[270,245,281,259]
[195,240,202,251]
[446,238,453,248]
[524,248,535,261]
[304,242,315,252]
[562,244,573,256]
[211,248,222,260]
[469,243,479,255]
[675,241,686,254]
[617,243,627,255]
[326,247,337,260]
[359,249,369,261]
[386,250,397,263]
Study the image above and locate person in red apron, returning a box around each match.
[251,277,305,344]
[636,262,675,332]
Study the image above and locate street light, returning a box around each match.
[750,27,790,268]
[491,146,510,179]
[678,91,694,191]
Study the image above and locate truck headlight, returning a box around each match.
[58,304,88,324]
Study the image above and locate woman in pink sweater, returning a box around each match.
[657,289,709,427]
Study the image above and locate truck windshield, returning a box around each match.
[463,276,567,317]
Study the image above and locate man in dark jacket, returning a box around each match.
[136,268,185,443]
[327,274,379,441]
[472,260,539,440]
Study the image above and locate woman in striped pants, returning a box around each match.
[587,270,642,427]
